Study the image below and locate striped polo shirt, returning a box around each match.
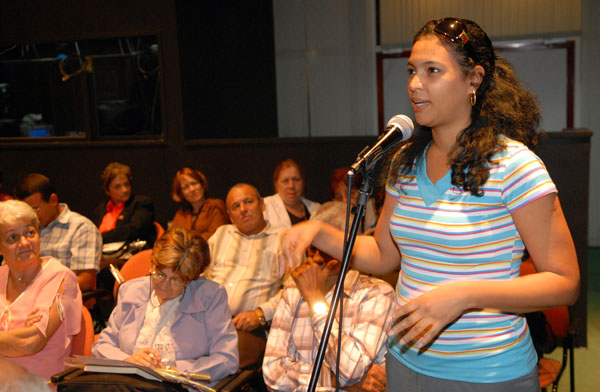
[386,137,556,383]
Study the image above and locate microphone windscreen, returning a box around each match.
[387,114,414,141]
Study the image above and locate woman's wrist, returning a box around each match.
[453,281,477,310]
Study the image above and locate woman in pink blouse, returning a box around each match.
[0,200,81,380]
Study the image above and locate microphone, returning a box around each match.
[351,114,414,173]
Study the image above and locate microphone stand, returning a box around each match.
[307,169,374,392]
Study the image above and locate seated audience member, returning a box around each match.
[170,167,228,240]
[0,200,82,381]
[204,183,291,368]
[329,167,378,234]
[263,159,320,228]
[92,161,156,248]
[15,173,102,292]
[263,201,394,392]
[0,358,51,392]
[93,227,238,383]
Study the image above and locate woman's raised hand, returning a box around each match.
[280,221,321,269]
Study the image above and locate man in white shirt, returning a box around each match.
[205,183,289,368]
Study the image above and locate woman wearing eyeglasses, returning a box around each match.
[93,227,238,383]
[0,200,82,381]
[281,18,579,390]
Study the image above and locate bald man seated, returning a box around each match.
[204,183,292,369]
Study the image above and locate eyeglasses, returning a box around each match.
[150,269,186,288]
[434,19,470,46]
[433,18,495,74]
[434,18,479,62]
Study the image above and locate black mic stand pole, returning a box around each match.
[307,169,374,392]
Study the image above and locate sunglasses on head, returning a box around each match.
[434,18,480,62]
[433,18,470,45]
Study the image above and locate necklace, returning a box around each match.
[9,262,42,286]
[10,272,26,284]
[191,201,205,228]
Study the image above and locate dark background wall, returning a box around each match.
[0,0,591,345]
[176,1,278,139]
[0,0,286,220]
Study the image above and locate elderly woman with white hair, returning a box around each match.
[0,200,82,380]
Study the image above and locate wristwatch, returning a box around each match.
[312,301,329,316]
[255,308,267,327]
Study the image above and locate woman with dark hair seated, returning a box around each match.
[93,161,156,248]
[170,167,228,240]
[93,227,238,383]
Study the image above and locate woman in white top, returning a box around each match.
[263,159,320,228]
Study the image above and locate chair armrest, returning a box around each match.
[81,288,111,302]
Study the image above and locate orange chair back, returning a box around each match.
[113,249,153,299]
[520,257,570,338]
[71,306,94,357]
[543,306,569,339]
[520,258,537,276]
[154,221,165,239]
[521,257,576,392]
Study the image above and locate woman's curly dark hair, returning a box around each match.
[386,18,542,196]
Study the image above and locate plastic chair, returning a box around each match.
[81,277,100,311]
[113,249,153,300]
[71,306,95,357]
[154,221,165,239]
[521,258,578,392]
[80,274,114,335]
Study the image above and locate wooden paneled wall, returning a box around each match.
[380,0,582,46]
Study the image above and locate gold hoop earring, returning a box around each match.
[470,91,477,106]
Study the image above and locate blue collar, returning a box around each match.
[416,144,452,206]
